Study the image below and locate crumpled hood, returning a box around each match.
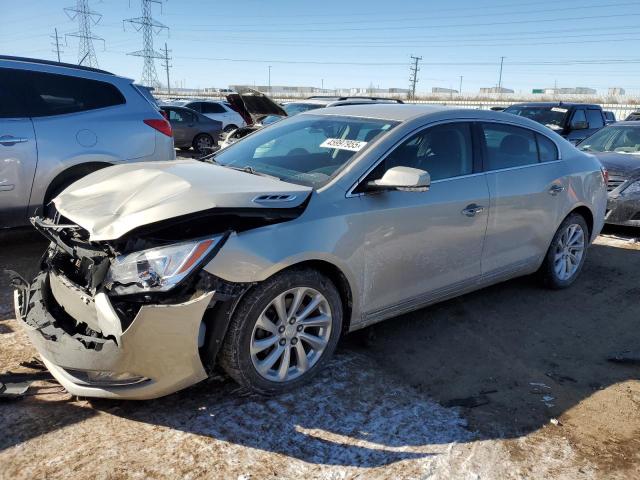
[54,160,312,241]
[592,151,640,178]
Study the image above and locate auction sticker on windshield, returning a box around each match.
[320,138,367,152]
[551,107,568,113]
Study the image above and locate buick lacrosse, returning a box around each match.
[15,104,607,399]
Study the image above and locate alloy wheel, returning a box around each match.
[250,287,332,382]
[553,223,585,281]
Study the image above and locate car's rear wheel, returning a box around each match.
[219,269,343,395]
[539,213,589,289]
[193,134,215,154]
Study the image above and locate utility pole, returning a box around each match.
[65,0,103,67]
[124,0,169,88]
[409,55,422,101]
[51,28,63,62]
[459,75,463,96]
[268,65,272,94]
[161,42,171,94]
[497,56,505,92]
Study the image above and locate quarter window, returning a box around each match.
[481,123,538,170]
[536,134,559,162]
[381,122,474,181]
[23,70,125,116]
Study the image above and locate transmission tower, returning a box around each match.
[161,42,172,94]
[409,55,422,101]
[125,0,169,88]
[64,0,103,68]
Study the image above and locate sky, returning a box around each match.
[3,0,640,95]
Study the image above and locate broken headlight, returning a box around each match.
[106,236,223,295]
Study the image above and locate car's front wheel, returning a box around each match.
[219,269,343,395]
[193,134,215,154]
[539,213,589,289]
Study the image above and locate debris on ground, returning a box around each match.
[0,381,30,401]
[443,394,490,408]
[546,372,578,384]
[607,351,640,366]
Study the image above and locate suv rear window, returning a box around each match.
[16,69,125,116]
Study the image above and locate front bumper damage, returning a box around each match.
[15,269,214,400]
[606,194,640,227]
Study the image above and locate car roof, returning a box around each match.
[0,55,114,76]
[606,121,640,126]
[508,102,601,108]
[302,103,449,121]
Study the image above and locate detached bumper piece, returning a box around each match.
[15,272,213,400]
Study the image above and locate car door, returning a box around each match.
[479,122,566,278]
[0,68,38,227]
[353,121,490,318]
[166,108,187,145]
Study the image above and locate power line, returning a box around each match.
[64,0,103,67]
[124,0,169,88]
[161,42,171,93]
[51,28,63,62]
[409,55,422,100]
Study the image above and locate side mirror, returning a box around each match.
[572,121,589,130]
[367,166,430,192]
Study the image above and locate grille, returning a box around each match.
[607,175,626,193]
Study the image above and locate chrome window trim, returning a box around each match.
[346,118,478,198]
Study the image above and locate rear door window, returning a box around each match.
[586,109,604,129]
[202,102,227,114]
[481,123,539,170]
[0,69,27,118]
[20,70,125,116]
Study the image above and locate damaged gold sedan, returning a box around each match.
[13,105,607,399]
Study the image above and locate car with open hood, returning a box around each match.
[14,104,606,400]
[578,122,640,227]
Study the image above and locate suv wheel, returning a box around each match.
[219,269,343,395]
[539,213,589,289]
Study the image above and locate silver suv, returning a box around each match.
[15,104,607,400]
[0,56,175,228]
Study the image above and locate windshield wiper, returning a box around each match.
[225,165,281,181]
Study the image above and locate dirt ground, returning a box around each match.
[1,226,639,479]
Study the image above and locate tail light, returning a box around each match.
[144,118,172,137]
[601,166,609,186]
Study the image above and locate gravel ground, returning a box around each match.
[0,226,639,479]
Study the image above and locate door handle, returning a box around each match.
[462,204,484,217]
[548,184,565,195]
[0,135,28,146]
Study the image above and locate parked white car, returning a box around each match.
[178,100,246,132]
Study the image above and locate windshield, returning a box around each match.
[504,106,568,129]
[579,126,640,155]
[214,114,397,187]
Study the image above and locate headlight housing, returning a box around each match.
[106,236,223,295]
[622,179,640,196]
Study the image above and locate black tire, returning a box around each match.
[178,146,191,151]
[223,124,238,133]
[192,133,215,154]
[219,269,343,395]
[539,213,589,289]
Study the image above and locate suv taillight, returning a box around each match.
[144,118,172,137]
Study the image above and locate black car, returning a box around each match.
[625,111,640,121]
[504,102,606,144]
[160,105,223,154]
[578,122,640,227]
